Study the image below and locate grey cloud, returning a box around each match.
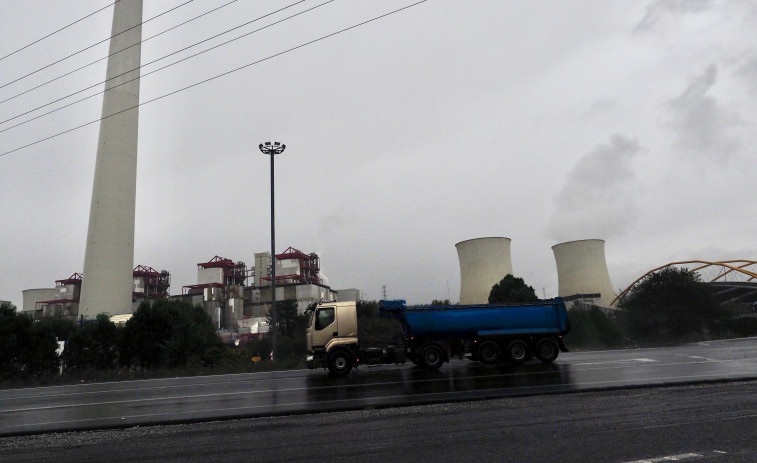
[668,64,741,162]
[548,134,642,243]
[635,0,714,32]
[735,54,757,93]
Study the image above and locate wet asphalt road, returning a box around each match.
[1,337,756,437]
[3,381,756,463]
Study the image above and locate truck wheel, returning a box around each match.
[477,340,500,364]
[328,351,352,377]
[506,340,529,364]
[421,345,444,370]
[535,338,559,363]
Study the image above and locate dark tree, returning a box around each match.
[267,299,308,339]
[618,267,730,343]
[488,274,539,303]
[355,300,402,345]
[430,299,451,306]
[0,302,59,379]
[36,316,77,342]
[120,299,222,369]
[62,313,120,371]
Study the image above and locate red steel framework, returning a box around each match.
[260,246,322,285]
[132,265,170,300]
[183,255,247,294]
[35,273,83,311]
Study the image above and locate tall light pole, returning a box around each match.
[259,141,285,361]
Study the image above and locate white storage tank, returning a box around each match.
[456,237,514,304]
[552,239,616,306]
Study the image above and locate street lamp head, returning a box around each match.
[259,141,286,155]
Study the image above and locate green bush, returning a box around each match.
[565,304,624,350]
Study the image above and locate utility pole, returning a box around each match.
[259,141,285,361]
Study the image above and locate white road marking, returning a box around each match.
[574,358,656,366]
[620,452,702,462]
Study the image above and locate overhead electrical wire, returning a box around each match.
[0,0,318,131]
[0,0,242,107]
[0,0,195,90]
[0,0,429,158]
[1,0,240,107]
[0,0,303,121]
[0,1,119,62]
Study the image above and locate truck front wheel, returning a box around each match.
[328,351,353,377]
[535,338,559,363]
[421,345,444,370]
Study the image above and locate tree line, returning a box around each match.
[3,267,755,385]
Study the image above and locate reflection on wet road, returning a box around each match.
[2,338,756,436]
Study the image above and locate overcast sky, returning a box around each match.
[1,0,756,308]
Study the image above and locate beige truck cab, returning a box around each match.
[305,301,360,375]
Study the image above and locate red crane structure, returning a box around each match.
[260,246,322,285]
[182,255,247,294]
[132,265,170,300]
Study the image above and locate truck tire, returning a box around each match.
[506,340,529,364]
[327,351,353,377]
[421,345,444,370]
[477,340,500,364]
[535,338,559,363]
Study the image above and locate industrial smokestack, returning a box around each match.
[456,237,513,304]
[79,0,143,318]
[552,239,616,306]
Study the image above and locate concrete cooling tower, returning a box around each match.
[456,237,513,304]
[552,239,616,306]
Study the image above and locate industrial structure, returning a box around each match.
[456,237,514,304]
[22,266,170,320]
[247,247,336,317]
[132,265,170,300]
[181,256,248,329]
[79,0,143,319]
[552,239,617,307]
[172,248,340,336]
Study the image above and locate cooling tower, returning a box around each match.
[552,239,616,306]
[79,0,143,318]
[456,237,513,304]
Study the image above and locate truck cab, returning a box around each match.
[305,301,359,375]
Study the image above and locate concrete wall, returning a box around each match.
[456,237,514,304]
[22,288,56,313]
[336,288,361,302]
[254,252,271,287]
[552,239,617,306]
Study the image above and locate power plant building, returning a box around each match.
[552,239,617,307]
[22,266,170,320]
[456,237,514,304]
[247,247,336,316]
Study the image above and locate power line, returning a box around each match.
[0,0,318,131]
[0,0,241,107]
[0,0,195,90]
[0,0,429,158]
[0,1,119,62]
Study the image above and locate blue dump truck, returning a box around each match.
[305,298,570,376]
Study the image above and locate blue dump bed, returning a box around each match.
[379,299,569,337]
